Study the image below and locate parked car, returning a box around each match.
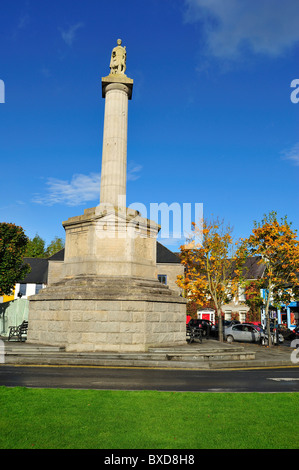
[224,323,284,344]
[276,324,296,340]
[187,319,214,337]
[224,323,263,344]
[292,326,299,339]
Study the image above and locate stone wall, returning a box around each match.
[27,276,187,352]
[156,262,184,294]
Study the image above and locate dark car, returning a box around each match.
[187,319,214,338]
[276,324,296,340]
[293,326,299,339]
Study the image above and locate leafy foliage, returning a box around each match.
[0,223,31,296]
[243,280,264,322]
[25,234,65,258]
[45,236,65,258]
[177,218,241,341]
[25,234,46,258]
[237,211,299,345]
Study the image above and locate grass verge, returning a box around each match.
[0,386,298,449]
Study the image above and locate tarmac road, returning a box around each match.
[1,364,299,392]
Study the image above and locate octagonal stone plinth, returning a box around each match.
[27,276,187,352]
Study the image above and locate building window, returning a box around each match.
[239,311,247,323]
[158,274,167,285]
[35,284,43,294]
[224,311,232,321]
[19,284,26,297]
[238,287,246,302]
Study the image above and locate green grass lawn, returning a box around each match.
[0,386,298,449]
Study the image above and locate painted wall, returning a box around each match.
[14,283,45,299]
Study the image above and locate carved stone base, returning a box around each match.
[27,276,187,352]
[62,206,160,280]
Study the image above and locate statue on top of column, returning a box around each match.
[109,39,127,75]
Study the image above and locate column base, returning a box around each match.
[27,275,187,352]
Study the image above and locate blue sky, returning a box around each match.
[0,0,298,251]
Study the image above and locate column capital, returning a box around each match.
[102,74,134,100]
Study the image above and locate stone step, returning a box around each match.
[4,352,293,369]
[4,345,65,353]
[3,354,255,369]
[148,346,245,354]
[2,338,256,369]
[4,346,251,359]
[35,275,184,302]
[3,348,256,368]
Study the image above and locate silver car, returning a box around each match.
[224,323,284,344]
[224,324,263,343]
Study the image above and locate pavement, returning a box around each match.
[1,336,299,369]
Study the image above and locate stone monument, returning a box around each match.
[27,40,186,352]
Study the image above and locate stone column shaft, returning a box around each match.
[100,83,130,208]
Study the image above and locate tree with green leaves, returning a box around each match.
[25,234,46,258]
[0,223,31,296]
[45,236,65,257]
[25,234,65,258]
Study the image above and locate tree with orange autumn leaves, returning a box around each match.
[177,219,240,342]
[236,212,299,347]
[177,212,299,346]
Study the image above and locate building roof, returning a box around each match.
[48,244,181,265]
[156,242,181,264]
[20,258,48,284]
[182,253,266,282]
[18,242,181,285]
[230,256,265,280]
[48,249,65,261]
[19,249,265,285]
[242,256,265,279]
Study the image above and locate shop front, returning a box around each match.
[262,301,299,329]
[277,302,299,328]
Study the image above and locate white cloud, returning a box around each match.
[158,236,184,247]
[33,165,142,207]
[127,162,142,181]
[281,142,299,166]
[184,0,299,60]
[33,173,101,206]
[60,23,84,46]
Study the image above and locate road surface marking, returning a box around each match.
[268,378,299,381]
